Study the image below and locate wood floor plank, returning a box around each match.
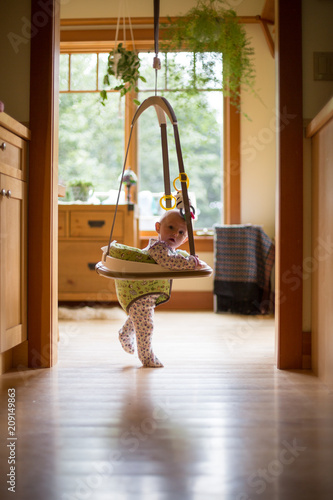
[1,310,333,499]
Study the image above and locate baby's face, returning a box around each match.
[155,212,188,250]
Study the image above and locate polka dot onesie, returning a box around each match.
[117,238,199,368]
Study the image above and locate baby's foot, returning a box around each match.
[135,328,164,367]
[119,328,135,355]
[142,354,164,368]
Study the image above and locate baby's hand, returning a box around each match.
[193,256,206,269]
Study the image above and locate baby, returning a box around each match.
[115,210,204,368]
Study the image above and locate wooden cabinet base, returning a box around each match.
[58,204,138,302]
[0,113,29,361]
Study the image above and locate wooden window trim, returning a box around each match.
[224,94,241,224]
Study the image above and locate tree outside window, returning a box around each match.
[58,51,223,228]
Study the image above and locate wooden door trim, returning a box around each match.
[275,0,303,368]
[28,0,59,368]
[28,3,304,370]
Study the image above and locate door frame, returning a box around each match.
[28,0,59,368]
[28,0,304,370]
[275,0,303,369]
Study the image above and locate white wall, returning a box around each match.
[240,24,276,240]
[0,0,31,123]
[302,0,333,120]
[60,0,266,19]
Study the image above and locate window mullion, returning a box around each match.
[68,54,71,91]
[124,89,138,203]
[96,54,99,90]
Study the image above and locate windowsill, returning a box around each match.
[139,231,214,253]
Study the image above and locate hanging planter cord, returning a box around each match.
[114,0,136,54]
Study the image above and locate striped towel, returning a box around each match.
[214,225,275,314]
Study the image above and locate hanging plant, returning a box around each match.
[100,43,146,106]
[162,0,256,108]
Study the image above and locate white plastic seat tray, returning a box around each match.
[95,246,213,280]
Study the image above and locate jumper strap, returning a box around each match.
[107,97,196,256]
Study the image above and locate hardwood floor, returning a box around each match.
[1,310,333,500]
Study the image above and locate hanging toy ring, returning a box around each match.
[173,173,190,192]
[159,194,177,211]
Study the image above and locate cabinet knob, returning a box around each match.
[0,189,12,198]
[0,142,6,151]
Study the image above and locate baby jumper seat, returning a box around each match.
[95,95,212,281]
[96,241,213,281]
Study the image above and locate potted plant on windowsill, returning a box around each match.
[162,0,256,110]
[100,43,146,106]
[67,180,94,202]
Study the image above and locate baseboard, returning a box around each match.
[0,341,29,375]
[158,291,214,311]
[59,292,215,311]
[0,350,13,375]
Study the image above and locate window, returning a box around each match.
[58,51,223,228]
[59,54,125,203]
[137,52,223,230]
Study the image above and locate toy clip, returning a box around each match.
[159,194,177,211]
[173,173,190,191]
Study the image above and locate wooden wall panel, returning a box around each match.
[307,98,333,387]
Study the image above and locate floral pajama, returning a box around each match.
[117,238,199,368]
[119,294,163,368]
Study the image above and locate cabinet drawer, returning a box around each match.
[70,210,123,238]
[0,126,26,179]
[58,241,116,295]
[58,211,67,237]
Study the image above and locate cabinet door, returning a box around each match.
[0,175,27,352]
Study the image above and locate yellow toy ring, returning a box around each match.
[159,194,177,211]
[173,173,190,191]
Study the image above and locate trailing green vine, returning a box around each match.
[100,43,146,106]
[162,0,256,108]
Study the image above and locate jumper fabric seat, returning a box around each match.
[109,241,192,263]
[95,240,213,281]
[109,241,156,264]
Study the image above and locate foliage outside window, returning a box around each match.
[59,53,125,202]
[137,52,223,229]
[58,51,223,228]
